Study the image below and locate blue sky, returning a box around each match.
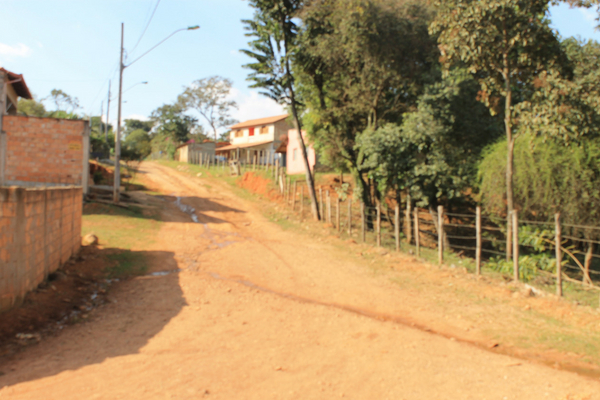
[0,1,598,133]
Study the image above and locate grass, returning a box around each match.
[106,251,148,279]
[82,201,162,279]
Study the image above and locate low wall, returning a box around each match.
[0,115,90,193]
[0,186,82,312]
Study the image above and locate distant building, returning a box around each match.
[176,140,216,163]
[219,114,292,164]
[0,68,33,115]
[286,130,317,175]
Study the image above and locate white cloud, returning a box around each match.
[229,88,286,124]
[579,8,597,23]
[0,42,31,58]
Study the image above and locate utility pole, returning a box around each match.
[105,80,111,142]
[111,23,198,204]
[113,23,124,203]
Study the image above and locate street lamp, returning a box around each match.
[113,24,199,203]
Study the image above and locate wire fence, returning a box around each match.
[182,155,600,305]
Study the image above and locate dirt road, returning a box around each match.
[1,161,599,399]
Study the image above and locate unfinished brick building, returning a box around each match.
[0,69,90,312]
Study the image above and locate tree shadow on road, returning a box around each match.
[84,194,246,225]
[0,247,186,389]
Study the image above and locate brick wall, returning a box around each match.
[1,115,89,188]
[0,186,82,312]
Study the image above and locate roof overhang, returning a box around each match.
[0,68,33,100]
[230,114,289,130]
[217,140,274,151]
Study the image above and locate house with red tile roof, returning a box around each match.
[218,114,292,165]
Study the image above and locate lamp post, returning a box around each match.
[113,24,199,203]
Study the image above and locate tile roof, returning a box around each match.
[230,114,289,130]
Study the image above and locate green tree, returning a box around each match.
[242,0,321,220]
[178,76,238,141]
[17,97,46,117]
[150,103,197,145]
[297,0,436,209]
[124,119,154,137]
[430,0,568,255]
[43,89,80,114]
[123,129,152,160]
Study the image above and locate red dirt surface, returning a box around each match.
[0,245,110,361]
[238,171,281,201]
[2,162,600,399]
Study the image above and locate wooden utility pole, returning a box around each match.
[113,23,124,203]
[105,80,111,142]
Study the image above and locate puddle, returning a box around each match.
[173,196,240,251]
[175,197,199,223]
[148,269,183,277]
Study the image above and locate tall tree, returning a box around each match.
[242,0,321,220]
[178,76,238,141]
[431,0,567,258]
[124,119,154,137]
[150,103,198,144]
[297,0,436,209]
[43,89,80,113]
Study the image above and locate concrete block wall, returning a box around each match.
[0,186,82,312]
[1,115,89,190]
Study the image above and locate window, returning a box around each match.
[293,148,298,161]
[234,130,243,138]
[249,127,255,136]
[260,125,269,134]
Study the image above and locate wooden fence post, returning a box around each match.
[253,155,256,171]
[376,203,381,247]
[506,214,512,262]
[414,208,420,257]
[438,205,444,266]
[336,197,341,232]
[361,202,366,243]
[300,185,304,217]
[395,204,400,252]
[513,210,519,282]
[555,212,562,297]
[319,187,323,221]
[327,191,331,224]
[287,177,291,206]
[347,198,352,235]
[292,181,297,211]
[476,206,482,276]
[275,159,279,181]
[405,197,412,244]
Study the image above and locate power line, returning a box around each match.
[129,0,161,58]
